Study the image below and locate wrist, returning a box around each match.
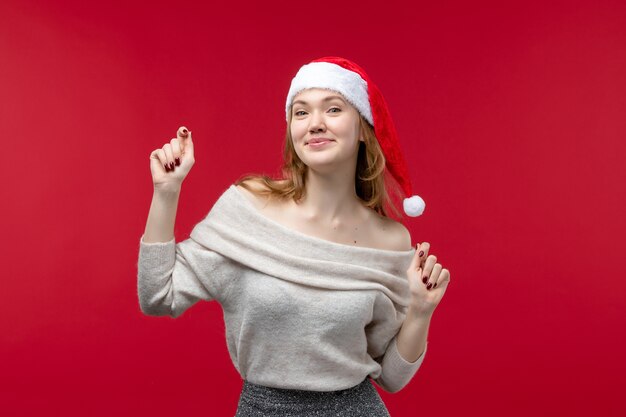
[154,182,182,195]
[407,305,434,322]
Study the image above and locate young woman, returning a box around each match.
[138,56,451,416]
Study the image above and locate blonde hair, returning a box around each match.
[235,111,405,220]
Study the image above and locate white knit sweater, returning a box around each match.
[137,184,428,393]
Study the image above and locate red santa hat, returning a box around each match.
[285,56,426,217]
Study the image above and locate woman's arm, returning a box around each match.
[367,293,428,393]
[142,184,181,243]
[143,125,194,243]
[137,184,233,318]
[396,307,431,362]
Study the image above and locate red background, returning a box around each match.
[1,0,625,416]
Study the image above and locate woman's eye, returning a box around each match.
[294,111,306,116]
[329,107,341,113]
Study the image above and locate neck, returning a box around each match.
[299,165,363,225]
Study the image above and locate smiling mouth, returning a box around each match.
[306,139,334,145]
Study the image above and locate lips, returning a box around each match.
[306,138,334,145]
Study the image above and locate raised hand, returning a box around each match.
[406,242,451,317]
[149,126,195,190]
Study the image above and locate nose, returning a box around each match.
[308,110,326,133]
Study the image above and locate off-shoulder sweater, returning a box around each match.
[137,184,428,393]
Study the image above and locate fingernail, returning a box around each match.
[169,162,174,169]
[175,157,180,166]
[164,164,170,171]
[422,276,428,284]
[418,250,424,257]
[434,283,437,288]
[426,283,432,290]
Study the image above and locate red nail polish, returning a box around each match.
[175,157,180,166]
[422,276,428,283]
[418,251,424,257]
[426,283,432,290]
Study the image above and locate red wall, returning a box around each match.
[1,0,624,416]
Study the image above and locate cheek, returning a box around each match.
[336,115,359,135]
[290,122,306,139]
[338,122,359,142]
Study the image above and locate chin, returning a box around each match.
[302,155,354,173]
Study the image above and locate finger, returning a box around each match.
[177,126,194,156]
[421,254,437,284]
[177,126,190,138]
[150,148,170,172]
[170,137,182,166]
[426,263,442,290]
[434,268,450,289]
[417,242,430,269]
[163,142,175,170]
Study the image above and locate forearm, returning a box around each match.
[142,185,181,243]
[396,307,432,363]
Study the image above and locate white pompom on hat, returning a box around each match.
[285,56,425,217]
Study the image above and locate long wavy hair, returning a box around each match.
[235,109,405,220]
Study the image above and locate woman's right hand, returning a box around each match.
[149,126,195,190]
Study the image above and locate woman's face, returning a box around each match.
[290,88,362,174]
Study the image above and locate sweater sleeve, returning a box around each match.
[366,292,428,393]
[136,234,235,318]
[372,335,428,393]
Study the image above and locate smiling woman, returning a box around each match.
[235,58,425,220]
[138,56,441,417]
[289,88,363,173]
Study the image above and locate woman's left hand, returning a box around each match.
[406,242,451,317]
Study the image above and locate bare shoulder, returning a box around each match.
[373,215,413,251]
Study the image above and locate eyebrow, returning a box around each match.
[292,95,347,106]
